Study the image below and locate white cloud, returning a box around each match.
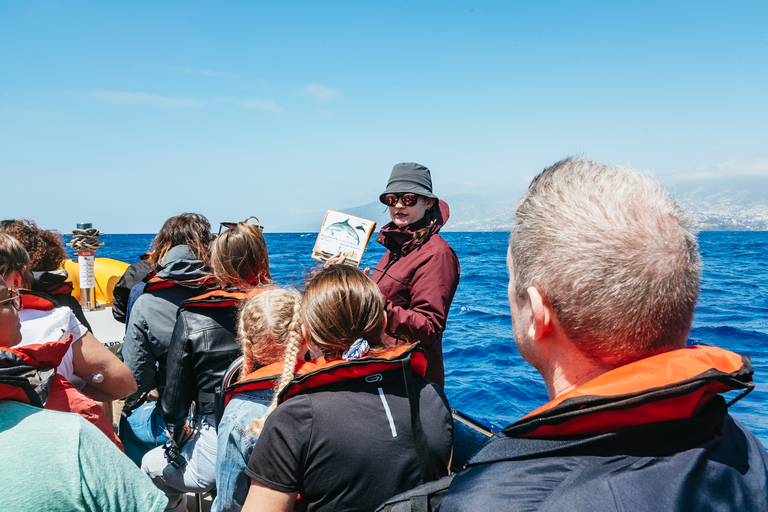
[717,153,768,176]
[304,83,338,100]
[236,99,285,113]
[668,153,768,182]
[172,67,237,78]
[91,91,204,108]
[0,105,62,117]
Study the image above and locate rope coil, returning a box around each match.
[66,227,104,252]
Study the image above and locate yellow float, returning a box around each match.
[62,258,130,306]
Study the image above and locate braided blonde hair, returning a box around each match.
[238,288,302,436]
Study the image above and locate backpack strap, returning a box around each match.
[402,355,436,484]
[374,474,456,512]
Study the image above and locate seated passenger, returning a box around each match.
[0,278,167,511]
[143,217,273,512]
[0,233,137,404]
[0,275,124,449]
[434,158,768,511]
[120,213,216,465]
[213,288,303,512]
[242,265,454,512]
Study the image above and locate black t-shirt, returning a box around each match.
[245,369,453,512]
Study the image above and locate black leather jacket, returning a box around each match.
[161,289,257,438]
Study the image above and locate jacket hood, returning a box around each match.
[376,200,450,253]
[503,345,753,439]
[32,270,74,296]
[156,244,209,280]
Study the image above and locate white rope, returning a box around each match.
[66,227,104,252]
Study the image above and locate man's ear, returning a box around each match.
[527,286,553,341]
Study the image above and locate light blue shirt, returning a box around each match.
[0,401,167,511]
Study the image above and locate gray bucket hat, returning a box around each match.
[379,162,438,204]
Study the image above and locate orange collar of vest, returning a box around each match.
[179,286,270,310]
[225,343,427,408]
[144,274,218,293]
[44,281,74,296]
[507,345,753,439]
[19,289,59,311]
[0,334,74,369]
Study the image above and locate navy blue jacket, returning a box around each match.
[437,346,768,512]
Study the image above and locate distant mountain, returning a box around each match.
[670,176,768,231]
[274,176,768,232]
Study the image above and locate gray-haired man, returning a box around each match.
[436,158,768,511]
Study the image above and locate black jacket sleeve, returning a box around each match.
[112,259,152,323]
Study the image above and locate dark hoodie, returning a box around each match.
[31,269,92,331]
[372,200,460,388]
[111,256,152,324]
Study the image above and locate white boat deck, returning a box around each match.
[84,305,125,347]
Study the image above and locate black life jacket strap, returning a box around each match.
[121,390,150,417]
[197,390,216,404]
[402,355,436,483]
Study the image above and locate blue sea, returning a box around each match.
[66,231,768,449]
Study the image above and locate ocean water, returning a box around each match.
[67,231,768,448]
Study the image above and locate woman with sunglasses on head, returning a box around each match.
[333,162,460,388]
[121,213,217,465]
[142,217,273,512]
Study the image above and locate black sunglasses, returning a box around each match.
[383,193,419,207]
[0,285,23,311]
[218,216,263,236]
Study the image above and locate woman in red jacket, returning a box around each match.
[371,162,460,388]
[331,163,460,387]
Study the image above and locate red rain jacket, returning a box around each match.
[373,200,460,388]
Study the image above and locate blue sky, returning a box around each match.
[2,1,766,233]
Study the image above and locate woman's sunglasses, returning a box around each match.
[383,193,419,207]
[218,216,263,236]
[0,285,23,311]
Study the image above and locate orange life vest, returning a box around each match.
[508,345,753,439]
[178,286,269,312]
[143,274,218,293]
[225,343,427,409]
[0,336,125,451]
[19,289,59,311]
